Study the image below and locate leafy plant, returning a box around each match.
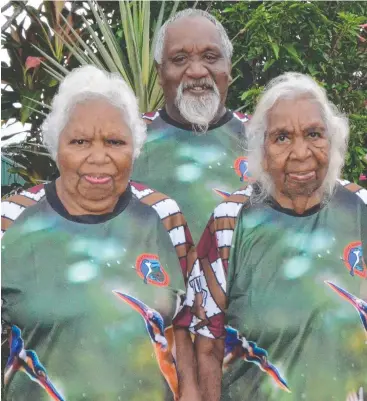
[210,1,367,185]
[32,0,180,112]
[1,0,366,192]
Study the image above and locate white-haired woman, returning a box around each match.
[189,73,367,401]
[1,66,200,401]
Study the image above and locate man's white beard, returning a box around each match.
[175,78,221,134]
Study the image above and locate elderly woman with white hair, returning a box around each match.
[189,72,367,401]
[1,66,200,401]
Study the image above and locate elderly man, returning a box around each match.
[191,73,367,401]
[132,8,249,242]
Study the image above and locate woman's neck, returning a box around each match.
[55,178,121,216]
[272,189,322,215]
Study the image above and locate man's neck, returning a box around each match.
[164,104,227,127]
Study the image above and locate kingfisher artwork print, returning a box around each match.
[190,179,367,401]
[1,181,198,401]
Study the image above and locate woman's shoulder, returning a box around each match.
[129,180,194,262]
[1,184,46,236]
[336,179,367,206]
[129,180,187,225]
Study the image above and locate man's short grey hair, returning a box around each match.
[154,8,233,64]
[42,65,147,161]
[247,72,349,202]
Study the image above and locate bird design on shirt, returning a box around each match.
[4,325,64,401]
[325,281,367,335]
[224,325,291,393]
[213,188,231,199]
[113,291,179,400]
[350,248,362,277]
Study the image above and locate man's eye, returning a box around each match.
[70,139,87,145]
[172,56,186,64]
[276,134,289,143]
[204,54,217,62]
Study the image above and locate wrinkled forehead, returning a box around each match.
[62,97,131,134]
[266,96,325,134]
[163,16,223,57]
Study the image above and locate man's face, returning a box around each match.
[263,97,330,199]
[157,16,232,130]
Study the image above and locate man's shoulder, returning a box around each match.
[141,109,251,129]
[142,110,161,126]
[231,110,251,123]
[1,184,46,235]
[336,179,367,205]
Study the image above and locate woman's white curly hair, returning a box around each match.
[247,72,349,202]
[42,65,147,161]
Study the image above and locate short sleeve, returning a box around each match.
[175,187,251,338]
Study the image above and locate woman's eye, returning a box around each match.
[70,139,87,145]
[106,139,125,146]
[308,131,321,138]
[276,134,288,143]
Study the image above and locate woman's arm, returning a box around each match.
[174,327,202,401]
[195,335,224,401]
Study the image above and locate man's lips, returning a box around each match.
[83,175,112,184]
[184,85,213,94]
[287,171,316,182]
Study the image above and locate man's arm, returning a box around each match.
[195,335,224,401]
[174,327,201,401]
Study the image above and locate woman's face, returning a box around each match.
[263,97,330,201]
[57,99,134,213]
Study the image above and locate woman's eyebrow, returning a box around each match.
[267,127,290,136]
[304,125,325,132]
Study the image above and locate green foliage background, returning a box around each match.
[1,0,366,194]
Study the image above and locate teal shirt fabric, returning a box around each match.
[132,109,248,243]
[2,183,186,401]
[224,185,367,400]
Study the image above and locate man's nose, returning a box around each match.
[185,60,209,80]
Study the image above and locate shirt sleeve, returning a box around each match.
[174,188,252,338]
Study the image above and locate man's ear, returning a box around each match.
[155,61,163,87]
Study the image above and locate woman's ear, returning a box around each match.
[262,145,269,173]
[155,62,163,87]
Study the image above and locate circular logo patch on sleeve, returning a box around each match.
[343,241,367,278]
[136,254,170,287]
[234,156,250,182]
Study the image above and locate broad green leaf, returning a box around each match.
[283,43,304,66]
[268,36,280,59]
[263,59,275,71]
